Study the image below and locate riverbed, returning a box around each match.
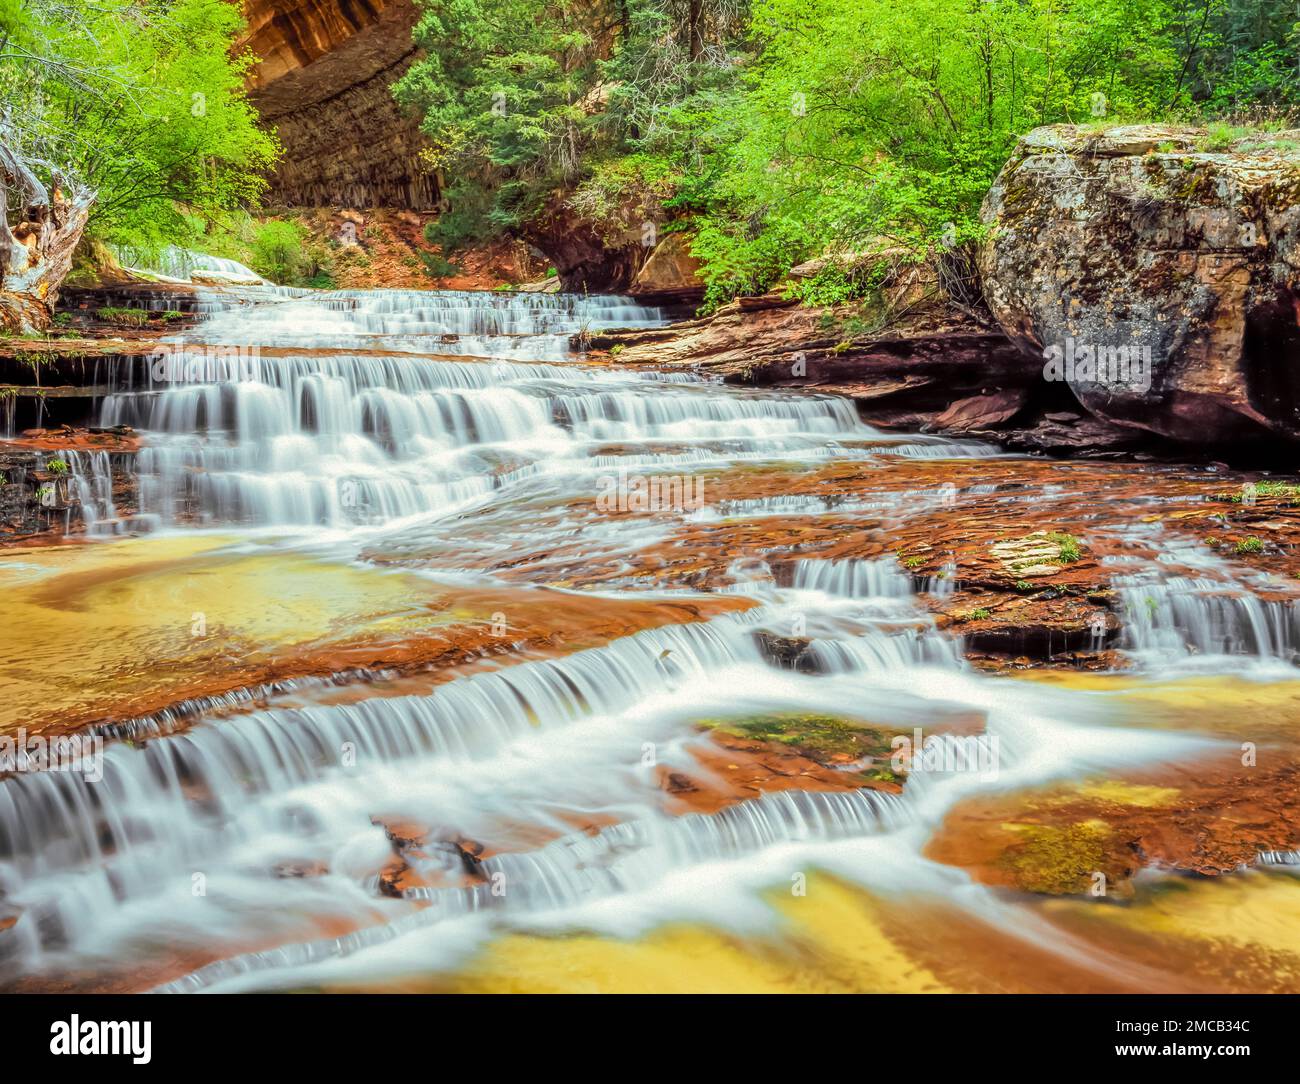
[2,288,1298,993]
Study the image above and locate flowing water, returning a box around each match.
[4,288,1300,993]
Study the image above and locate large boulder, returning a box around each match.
[520,194,646,293]
[980,124,1300,444]
[628,232,704,304]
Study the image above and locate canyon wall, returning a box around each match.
[240,0,437,208]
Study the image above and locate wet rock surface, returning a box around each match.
[5,285,1300,995]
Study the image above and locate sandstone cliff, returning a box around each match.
[240,0,436,208]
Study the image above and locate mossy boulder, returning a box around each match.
[980,124,1300,445]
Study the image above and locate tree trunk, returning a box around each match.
[0,140,94,334]
[688,0,704,62]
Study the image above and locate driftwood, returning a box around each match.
[0,133,94,332]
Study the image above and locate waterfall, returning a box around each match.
[792,557,915,598]
[12,283,1272,996]
[184,289,668,358]
[787,558,964,671]
[62,450,123,536]
[87,290,881,529]
[110,245,266,285]
[0,617,759,974]
[1117,572,1300,664]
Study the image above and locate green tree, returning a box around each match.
[686,0,1189,307]
[394,0,608,249]
[0,0,278,328]
[250,220,307,285]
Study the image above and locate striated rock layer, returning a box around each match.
[240,0,437,208]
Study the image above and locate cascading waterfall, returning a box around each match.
[13,284,1296,995]
[1117,571,1300,664]
[788,558,964,671]
[61,450,139,536]
[84,290,898,529]
[0,561,1014,985]
[109,244,267,285]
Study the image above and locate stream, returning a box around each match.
[2,288,1299,993]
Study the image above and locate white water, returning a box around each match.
[76,289,942,530]
[16,288,1299,992]
[1114,532,1300,668]
[110,245,267,285]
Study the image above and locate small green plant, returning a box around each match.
[969,608,992,621]
[160,310,185,322]
[1221,480,1300,505]
[95,306,149,327]
[608,344,625,357]
[418,252,460,279]
[1014,580,1034,591]
[903,556,925,569]
[1235,536,1264,555]
[1048,532,1082,563]
[1199,121,1246,152]
[45,458,68,475]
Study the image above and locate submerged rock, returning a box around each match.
[980,124,1300,445]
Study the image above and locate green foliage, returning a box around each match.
[394,0,607,248]
[392,0,1300,306]
[680,0,1196,306]
[1235,536,1264,554]
[1,0,280,252]
[1049,532,1083,563]
[249,221,310,285]
[95,307,149,327]
[419,251,461,279]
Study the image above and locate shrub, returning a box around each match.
[250,221,309,285]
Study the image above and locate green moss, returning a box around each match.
[696,712,900,780]
[1217,480,1300,505]
[1172,166,1222,204]
[94,306,149,327]
[1002,821,1111,895]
